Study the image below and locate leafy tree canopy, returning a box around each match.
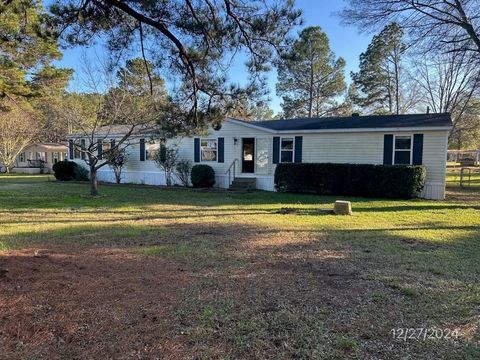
[0,0,69,98]
[49,0,302,129]
[350,23,407,114]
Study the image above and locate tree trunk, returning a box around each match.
[394,56,400,115]
[90,165,99,196]
[308,61,314,118]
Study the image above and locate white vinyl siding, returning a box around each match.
[70,120,449,199]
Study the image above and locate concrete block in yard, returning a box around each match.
[334,200,352,215]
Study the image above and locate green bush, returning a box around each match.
[73,165,89,181]
[274,163,426,199]
[52,160,89,181]
[191,164,215,188]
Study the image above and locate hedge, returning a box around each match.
[52,160,89,181]
[274,163,426,199]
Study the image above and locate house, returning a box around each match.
[68,113,452,200]
[3,143,68,174]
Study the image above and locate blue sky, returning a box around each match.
[52,1,372,114]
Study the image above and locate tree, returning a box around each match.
[175,159,192,187]
[276,26,346,118]
[49,0,301,129]
[0,98,38,173]
[0,0,64,97]
[451,99,480,149]
[106,147,128,184]
[350,23,411,115]
[340,1,480,60]
[0,1,71,149]
[62,59,165,196]
[228,98,274,121]
[153,146,180,187]
[414,50,480,148]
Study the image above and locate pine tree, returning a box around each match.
[0,0,66,98]
[276,26,346,118]
[350,23,406,114]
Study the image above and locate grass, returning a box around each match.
[447,164,480,188]
[0,174,479,359]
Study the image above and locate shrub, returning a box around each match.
[191,164,215,188]
[73,165,89,181]
[176,159,192,186]
[274,163,426,199]
[52,160,89,181]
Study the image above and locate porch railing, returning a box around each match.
[226,158,239,186]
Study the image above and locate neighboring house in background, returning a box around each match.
[447,149,480,166]
[8,143,68,174]
[68,113,452,200]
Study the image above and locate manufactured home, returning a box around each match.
[1,143,68,174]
[68,113,452,200]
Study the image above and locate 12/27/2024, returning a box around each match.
[391,327,460,341]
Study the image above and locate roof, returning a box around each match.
[69,124,158,138]
[30,143,68,151]
[234,113,452,132]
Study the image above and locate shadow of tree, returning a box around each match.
[1,218,479,358]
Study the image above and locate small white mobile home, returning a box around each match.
[0,143,68,174]
[68,113,452,200]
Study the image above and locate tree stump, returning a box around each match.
[334,200,352,215]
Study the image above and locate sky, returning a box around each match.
[52,1,373,115]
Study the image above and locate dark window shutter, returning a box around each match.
[111,139,115,148]
[383,134,393,165]
[139,138,145,161]
[69,140,74,159]
[194,138,200,162]
[273,137,280,164]
[81,139,86,160]
[412,134,424,165]
[97,139,103,159]
[218,137,224,163]
[294,136,303,163]
[159,143,167,162]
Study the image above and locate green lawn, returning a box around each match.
[1,174,479,359]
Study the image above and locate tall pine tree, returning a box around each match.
[276,26,346,118]
[350,23,406,115]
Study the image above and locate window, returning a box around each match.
[36,152,46,162]
[146,140,161,161]
[394,135,412,165]
[201,139,217,161]
[103,140,111,153]
[19,152,25,162]
[280,138,294,163]
[52,152,59,164]
[74,141,81,159]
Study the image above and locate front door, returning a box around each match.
[242,138,255,173]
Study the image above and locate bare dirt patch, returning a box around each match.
[0,246,193,359]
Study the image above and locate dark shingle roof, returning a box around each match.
[241,113,452,131]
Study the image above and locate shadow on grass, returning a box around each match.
[1,175,480,358]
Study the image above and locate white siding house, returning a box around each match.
[0,143,68,174]
[68,114,452,200]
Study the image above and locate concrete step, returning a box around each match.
[229,178,256,191]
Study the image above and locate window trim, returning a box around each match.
[393,134,413,165]
[200,138,218,162]
[280,137,295,163]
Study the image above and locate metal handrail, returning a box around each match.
[226,158,239,186]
